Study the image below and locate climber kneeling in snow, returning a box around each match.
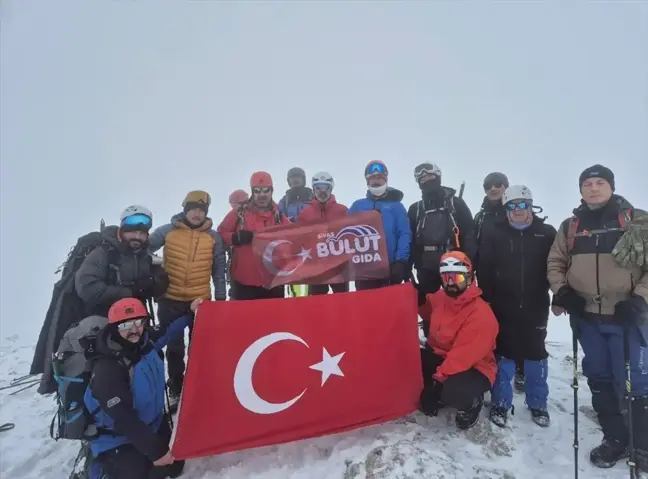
[478,185,557,428]
[84,297,201,479]
[418,251,499,429]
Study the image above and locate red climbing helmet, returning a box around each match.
[108,298,150,325]
[250,171,273,189]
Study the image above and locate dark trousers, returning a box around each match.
[157,299,192,392]
[420,346,491,411]
[94,417,184,479]
[230,280,285,300]
[355,278,390,291]
[416,269,442,337]
[309,283,349,295]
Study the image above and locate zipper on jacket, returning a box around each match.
[595,234,601,314]
[520,231,525,309]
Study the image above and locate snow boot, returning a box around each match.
[530,408,550,427]
[167,377,183,414]
[514,372,525,393]
[456,396,483,430]
[589,438,629,468]
[489,406,509,428]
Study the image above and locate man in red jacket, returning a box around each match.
[296,171,349,295]
[418,251,499,429]
[217,172,290,300]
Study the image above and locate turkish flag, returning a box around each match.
[251,210,389,288]
[171,283,422,460]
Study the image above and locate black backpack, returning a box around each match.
[415,196,460,248]
[31,227,120,395]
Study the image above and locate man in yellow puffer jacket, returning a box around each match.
[149,190,226,411]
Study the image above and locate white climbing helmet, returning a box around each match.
[312,171,334,190]
[502,185,533,205]
[119,205,153,223]
[439,251,472,274]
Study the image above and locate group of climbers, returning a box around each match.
[40,158,646,478]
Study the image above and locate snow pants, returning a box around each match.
[230,280,285,300]
[91,418,184,479]
[309,282,349,295]
[491,357,548,409]
[157,299,193,394]
[571,314,648,445]
[420,347,491,411]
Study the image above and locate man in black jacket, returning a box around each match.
[75,205,168,317]
[478,185,557,428]
[408,163,476,334]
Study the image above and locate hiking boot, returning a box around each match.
[514,372,525,392]
[456,396,483,430]
[530,408,550,427]
[489,406,509,428]
[589,438,628,468]
[168,389,181,414]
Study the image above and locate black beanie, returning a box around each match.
[483,172,509,190]
[579,164,615,191]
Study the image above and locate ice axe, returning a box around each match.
[458,181,465,199]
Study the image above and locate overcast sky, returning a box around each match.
[1,1,646,340]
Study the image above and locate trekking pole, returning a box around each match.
[572,328,579,479]
[623,324,637,479]
[458,181,465,199]
[146,298,158,326]
[99,219,105,231]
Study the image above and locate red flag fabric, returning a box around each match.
[171,283,422,460]
[251,210,389,288]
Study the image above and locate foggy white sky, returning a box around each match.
[1,1,646,340]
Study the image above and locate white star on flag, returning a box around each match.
[297,247,312,260]
[309,348,345,386]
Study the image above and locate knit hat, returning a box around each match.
[579,164,615,191]
[483,172,509,190]
[182,190,211,214]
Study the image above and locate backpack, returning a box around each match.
[31,227,120,395]
[565,208,632,255]
[50,315,133,441]
[415,196,461,250]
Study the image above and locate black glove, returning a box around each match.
[390,261,409,285]
[419,380,443,417]
[232,230,254,246]
[615,295,648,324]
[552,286,586,315]
[132,275,155,299]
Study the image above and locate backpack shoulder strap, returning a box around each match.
[447,196,460,248]
[565,216,579,255]
[235,202,248,230]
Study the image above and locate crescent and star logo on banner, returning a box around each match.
[233,332,345,415]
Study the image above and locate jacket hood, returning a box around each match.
[438,282,483,313]
[480,196,506,213]
[573,194,633,217]
[366,187,404,202]
[171,212,214,231]
[100,225,122,248]
[96,325,149,362]
[310,194,339,208]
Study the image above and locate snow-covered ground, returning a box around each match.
[0,317,636,479]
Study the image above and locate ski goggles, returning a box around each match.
[414,164,440,182]
[313,183,332,191]
[365,162,387,178]
[506,201,531,211]
[484,181,505,191]
[121,214,152,228]
[252,187,272,194]
[116,318,147,331]
[441,272,467,284]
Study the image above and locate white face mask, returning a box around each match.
[368,184,388,197]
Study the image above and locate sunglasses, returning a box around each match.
[484,182,504,191]
[117,318,146,331]
[414,165,439,181]
[252,187,272,194]
[365,162,387,177]
[121,214,152,228]
[313,183,332,191]
[506,201,530,211]
[441,272,466,284]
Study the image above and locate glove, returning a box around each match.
[232,230,253,246]
[132,275,155,299]
[552,286,586,315]
[419,380,443,417]
[615,295,648,324]
[390,261,409,285]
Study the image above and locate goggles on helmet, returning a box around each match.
[365,162,387,178]
[414,164,440,182]
[506,201,531,211]
[252,186,272,194]
[313,183,332,191]
[116,318,147,331]
[121,214,152,228]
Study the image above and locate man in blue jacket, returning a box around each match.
[84,297,200,479]
[348,160,412,290]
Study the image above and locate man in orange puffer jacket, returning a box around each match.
[418,251,499,429]
[296,171,349,295]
